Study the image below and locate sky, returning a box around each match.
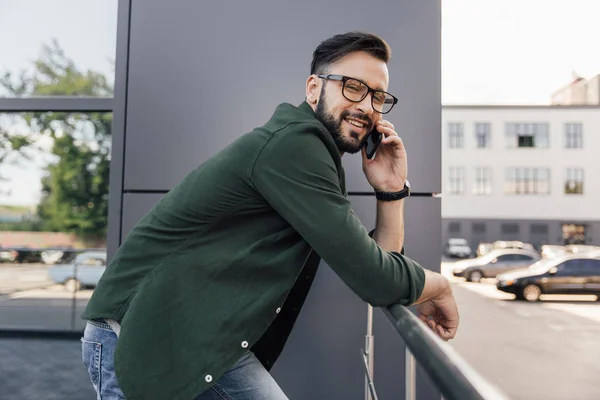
[0,0,117,207]
[442,0,600,104]
[1,0,600,206]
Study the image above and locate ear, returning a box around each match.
[306,74,321,106]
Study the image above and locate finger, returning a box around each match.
[378,120,395,131]
[377,125,399,137]
[437,325,457,341]
[381,135,405,149]
[428,319,436,331]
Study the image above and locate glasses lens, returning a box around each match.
[342,78,368,102]
[374,92,395,114]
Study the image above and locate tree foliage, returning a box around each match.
[0,39,113,239]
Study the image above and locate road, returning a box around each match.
[0,263,91,331]
[443,262,600,400]
[0,263,55,294]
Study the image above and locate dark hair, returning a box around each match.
[310,31,391,75]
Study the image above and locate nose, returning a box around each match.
[355,93,374,116]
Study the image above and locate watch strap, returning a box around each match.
[374,181,411,201]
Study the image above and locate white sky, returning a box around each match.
[1,0,600,205]
[0,0,117,207]
[442,0,600,104]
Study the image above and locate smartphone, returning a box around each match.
[364,126,382,159]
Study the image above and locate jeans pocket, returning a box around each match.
[81,338,102,393]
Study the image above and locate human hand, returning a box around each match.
[361,119,407,192]
[414,271,459,341]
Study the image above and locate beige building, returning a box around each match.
[551,73,600,105]
[441,104,600,250]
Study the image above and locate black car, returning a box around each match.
[496,252,600,301]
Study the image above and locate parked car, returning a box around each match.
[452,249,540,283]
[444,238,472,258]
[0,248,18,263]
[540,245,567,259]
[493,240,535,252]
[497,251,600,301]
[0,247,43,263]
[41,250,66,265]
[47,251,107,292]
[476,242,494,257]
[565,244,600,254]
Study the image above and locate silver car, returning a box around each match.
[452,249,540,283]
[47,251,107,292]
[444,238,472,258]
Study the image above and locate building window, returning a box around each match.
[565,168,584,194]
[505,168,550,195]
[472,223,486,234]
[530,224,548,235]
[448,167,465,195]
[505,123,549,148]
[562,223,586,245]
[565,123,583,148]
[448,222,461,234]
[475,122,491,148]
[501,223,520,236]
[448,122,464,148]
[473,167,492,195]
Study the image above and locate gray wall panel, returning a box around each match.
[350,196,442,274]
[114,0,441,397]
[349,196,442,399]
[270,262,367,399]
[123,0,440,194]
[121,193,165,239]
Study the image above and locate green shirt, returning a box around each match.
[82,101,426,400]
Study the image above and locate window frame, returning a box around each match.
[448,122,464,149]
[475,122,491,148]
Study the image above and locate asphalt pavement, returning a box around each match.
[446,266,600,400]
[0,263,54,295]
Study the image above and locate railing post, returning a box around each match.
[365,304,375,400]
[405,348,416,400]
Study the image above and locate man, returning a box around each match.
[81,31,459,400]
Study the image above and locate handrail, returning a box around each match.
[382,304,511,400]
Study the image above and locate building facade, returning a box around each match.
[441,105,600,250]
[551,73,600,105]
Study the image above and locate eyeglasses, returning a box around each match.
[317,74,398,114]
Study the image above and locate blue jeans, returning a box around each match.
[81,320,289,400]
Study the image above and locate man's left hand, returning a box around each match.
[362,119,407,192]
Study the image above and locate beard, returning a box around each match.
[314,87,372,154]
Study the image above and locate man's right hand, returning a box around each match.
[413,269,459,341]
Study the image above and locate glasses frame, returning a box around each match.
[317,74,398,114]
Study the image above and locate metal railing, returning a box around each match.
[361,304,511,400]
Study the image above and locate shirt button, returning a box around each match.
[205,375,213,383]
[276,307,281,314]
[241,341,249,348]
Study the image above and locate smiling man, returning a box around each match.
[80,31,459,400]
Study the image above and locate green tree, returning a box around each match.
[0,39,113,239]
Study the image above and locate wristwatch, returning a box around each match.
[374,180,411,201]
